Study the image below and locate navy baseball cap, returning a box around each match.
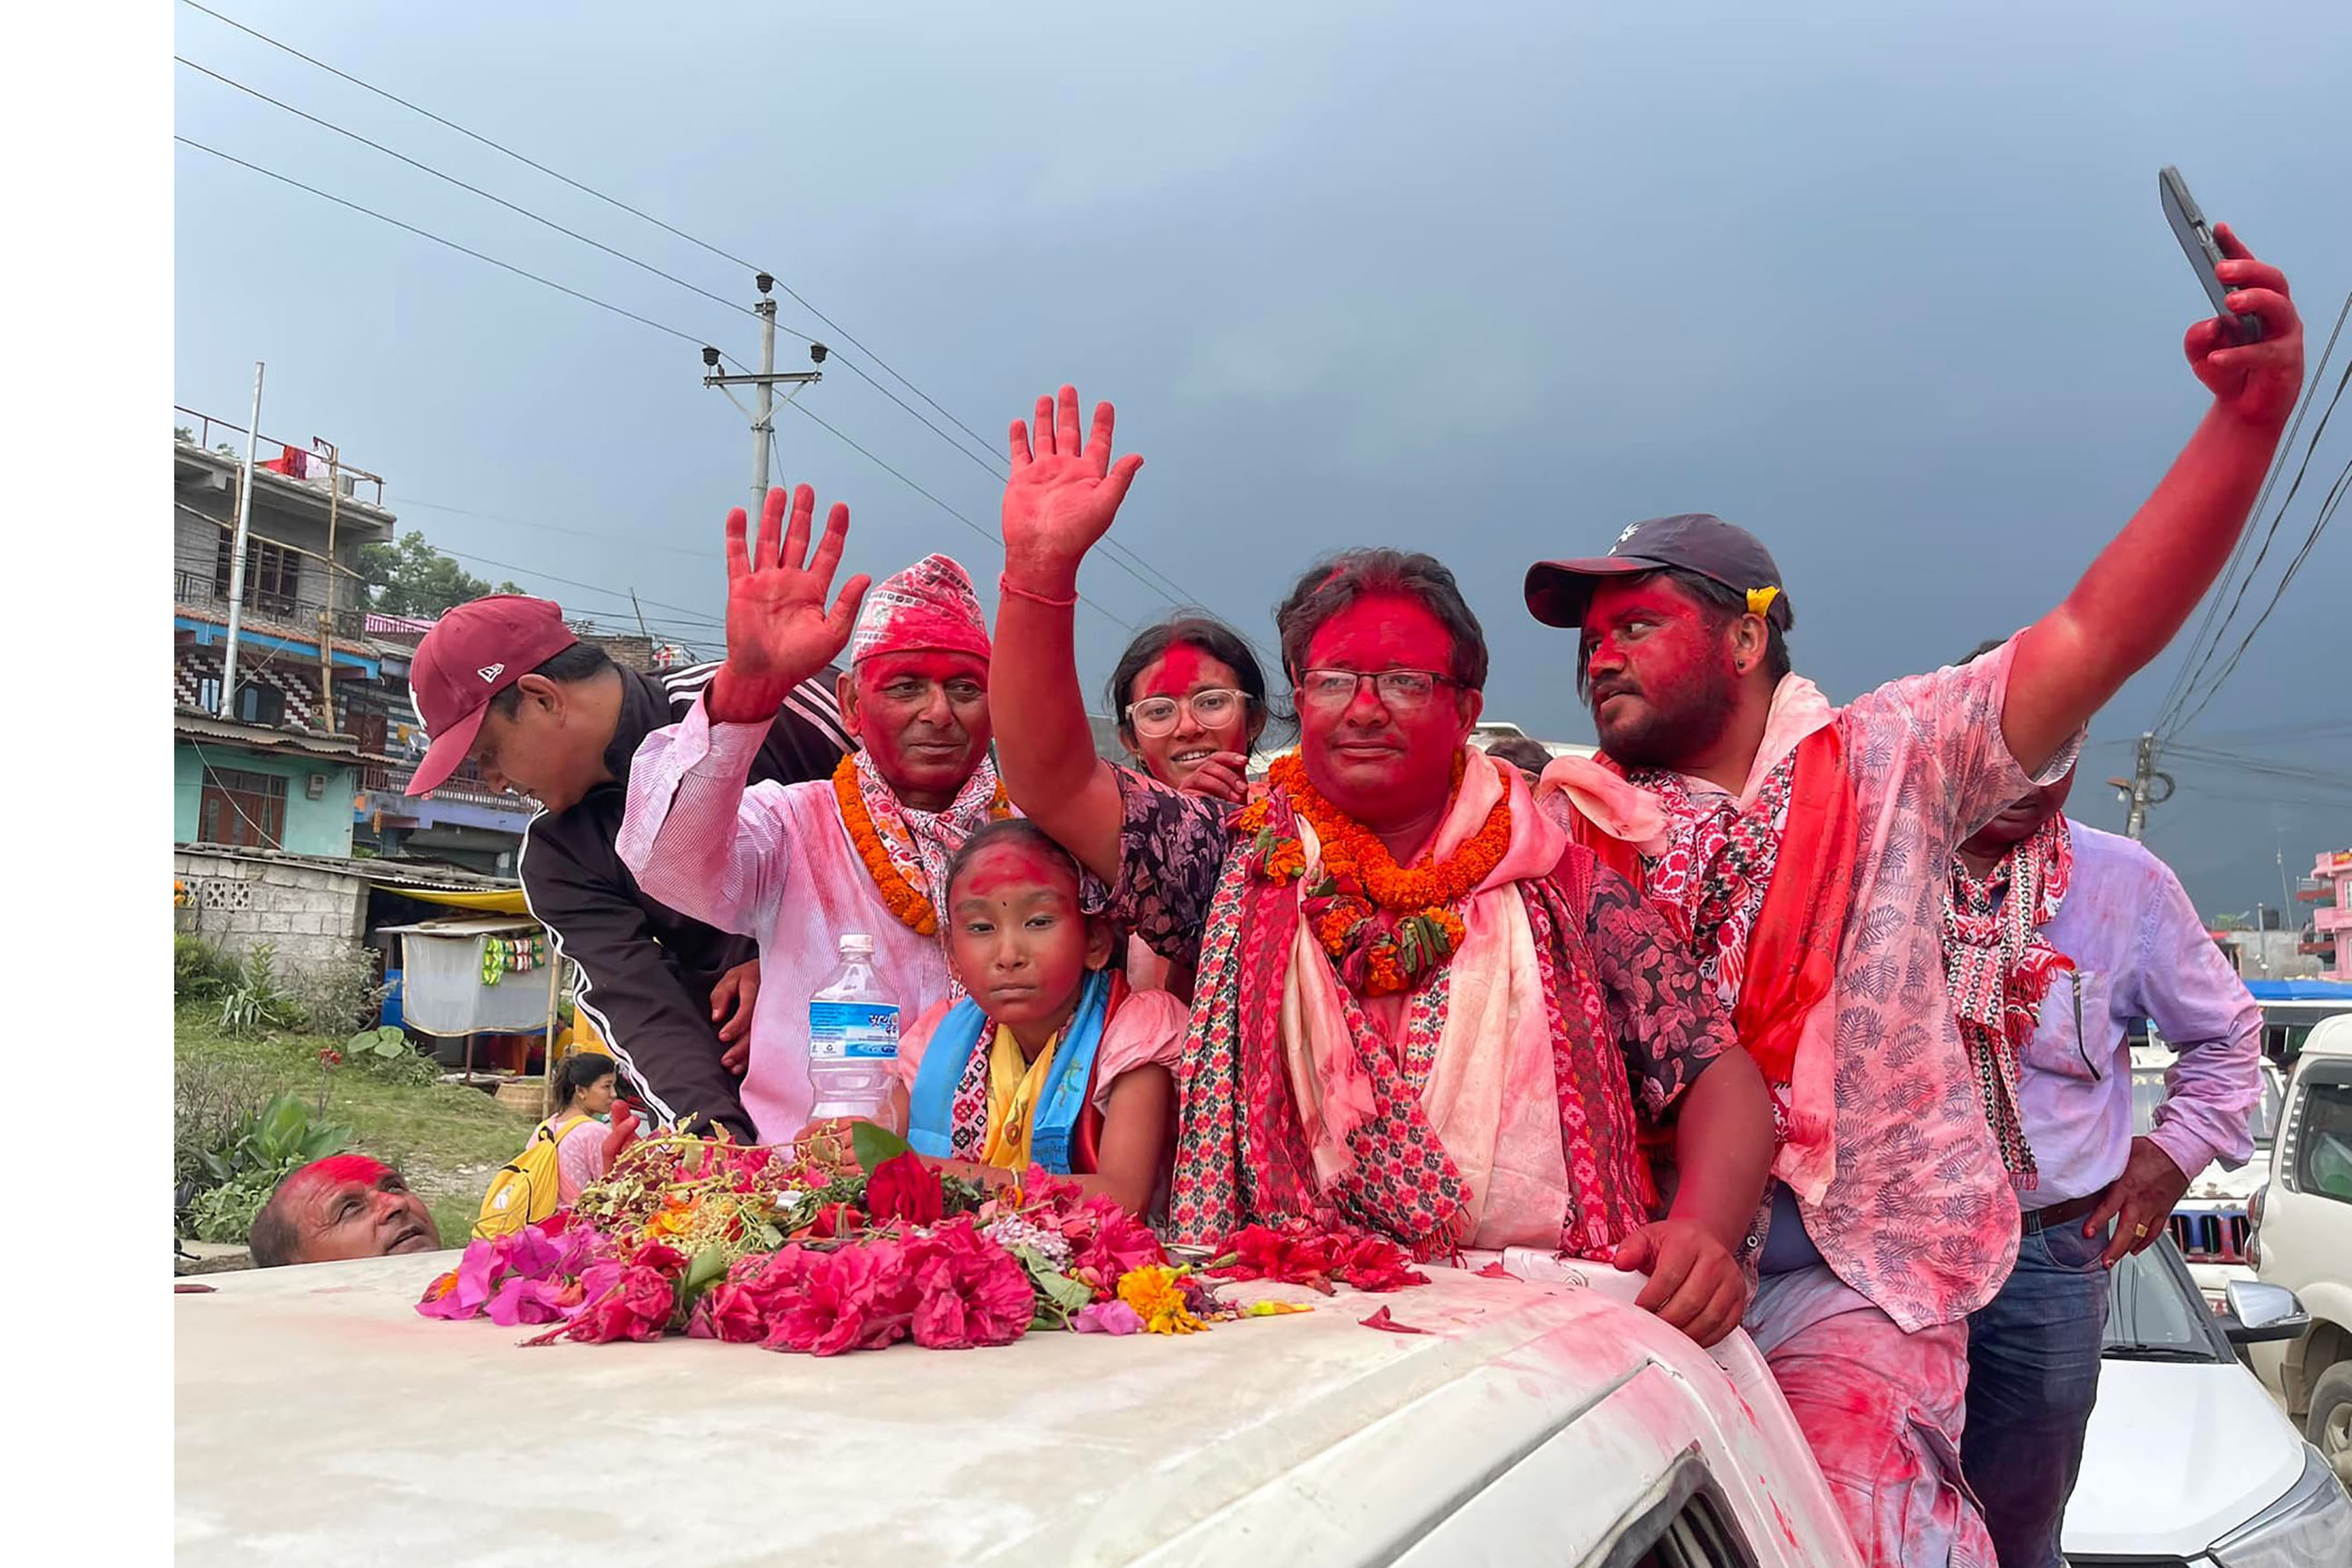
[1524,513,1795,631]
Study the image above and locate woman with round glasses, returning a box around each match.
[1106,617,1280,806]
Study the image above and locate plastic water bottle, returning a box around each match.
[806,934,900,1121]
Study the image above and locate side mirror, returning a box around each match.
[2222,1280,2310,1345]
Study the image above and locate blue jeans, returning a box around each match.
[1961,1216,2112,1568]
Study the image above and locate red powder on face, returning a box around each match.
[1299,595,1469,830]
[1139,644,1222,700]
[946,841,1092,1034]
[853,651,992,788]
[295,1154,394,1190]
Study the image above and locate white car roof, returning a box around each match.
[176,1250,1852,1567]
[2303,1012,2352,1058]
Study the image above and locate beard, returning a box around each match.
[1591,668,1739,771]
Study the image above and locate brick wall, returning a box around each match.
[172,847,368,977]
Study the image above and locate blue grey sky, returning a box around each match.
[174,1,2351,919]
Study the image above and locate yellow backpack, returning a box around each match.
[474,1115,591,1239]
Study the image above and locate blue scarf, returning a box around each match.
[906,970,1113,1173]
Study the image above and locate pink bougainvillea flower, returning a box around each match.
[498,1225,562,1283]
[1070,1299,1145,1335]
[1330,1235,1428,1294]
[486,1273,570,1328]
[906,1218,1035,1350]
[414,1268,472,1320]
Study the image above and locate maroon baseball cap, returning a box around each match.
[1524,512,1795,632]
[405,596,580,796]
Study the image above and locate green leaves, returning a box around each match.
[1015,1247,1098,1331]
[852,1120,911,1173]
[346,1026,410,1061]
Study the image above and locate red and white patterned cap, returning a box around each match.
[848,553,990,666]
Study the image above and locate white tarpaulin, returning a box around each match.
[380,917,553,1037]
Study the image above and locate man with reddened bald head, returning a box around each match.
[620,484,1008,1144]
[1524,225,2303,1565]
[987,385,1777,1352]
[248,1156,440,1268]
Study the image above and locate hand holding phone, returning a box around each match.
[2160,167,2262,345]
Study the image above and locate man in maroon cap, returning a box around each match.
[406,590,849,1139]
[1521,228,2302,1566]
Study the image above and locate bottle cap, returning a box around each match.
[840,933,875,955]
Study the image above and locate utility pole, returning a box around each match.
[701,274,823,514]
[315,436,341,729]
[219,361,265,719]
[2117,730,2176,840]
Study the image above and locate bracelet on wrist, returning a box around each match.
[999,574,1079,610]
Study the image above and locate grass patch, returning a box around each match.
[176,1003,537,1243]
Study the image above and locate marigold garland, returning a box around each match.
[831,755,1008,937]
[1250,751,1510,994]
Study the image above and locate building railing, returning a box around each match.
[175,407,387,507]
[363,760,525,813]
[175,569,367,640]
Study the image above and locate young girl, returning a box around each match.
[539,1051,640,1203]
[883,819,1181,1217]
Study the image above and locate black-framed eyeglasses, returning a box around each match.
[1124,687,1248,738]
[1294,668,1456,713]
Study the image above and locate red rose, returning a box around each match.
[565,1264,678,1344]
[688,1281,770,1343]
[906,1218,1034,1350]
[866,1151,945,1228]
[1068,1196,1166,1286]
[1331,1234,1428,1293]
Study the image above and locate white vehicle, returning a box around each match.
[2250,1011,2352,1481]
[2066,1237,2352,1561]
[176,1248,1861,1566]
[2131,1044,2287,1309]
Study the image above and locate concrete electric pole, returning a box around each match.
[218,360,266,718]
[2115,730,2177,840]
[700,274,824,515]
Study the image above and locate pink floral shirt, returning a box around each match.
[1599,639,2076,1333]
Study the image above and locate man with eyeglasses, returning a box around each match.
[1940,643,2260,1568]
[986,385,1778,1351]
[1524,223,2301,1567]
[619,485,1006,1143]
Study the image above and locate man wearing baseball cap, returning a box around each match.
[1524,223,2302,1568]
[407,591,849,1141]
[619,483,1004,1144]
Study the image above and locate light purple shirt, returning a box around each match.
[2004,820,2261,1209]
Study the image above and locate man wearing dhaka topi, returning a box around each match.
[986,385,1780,1352]
[1524,224,2303,1565]
[617,484,1004,1144]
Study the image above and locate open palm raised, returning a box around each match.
[1002,384,1146,571]
[708,483,870,723]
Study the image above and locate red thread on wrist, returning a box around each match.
[999,574,1077,610]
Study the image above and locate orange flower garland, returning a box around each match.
[831,755,1008,937]
[1255,751,1511,994]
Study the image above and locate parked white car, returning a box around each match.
[2132,1045,2287,1308]
[177,1246,1861,1566]
[2066,1235,2352,1560]
[2250,1011,2352,1482]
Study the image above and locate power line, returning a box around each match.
[176,0,1207,618]
[2151,292,2351,731]
[174,56,821,344]
[2164,372,2352,738]
[174,136,711,347]
[174,136,1117,632]
[2157,291,2352,736]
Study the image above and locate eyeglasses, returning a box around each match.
[1294,668,1456,713]
[1124,687,1247,738]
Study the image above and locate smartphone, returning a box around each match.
[2159,166,2261,344]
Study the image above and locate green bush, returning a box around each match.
[174,1056,277,1194]
[174,936,241,1002]
[218,943,306,1036]
[188,1170,282,1244]
[345,1026,438,1088]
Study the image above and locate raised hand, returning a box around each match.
[707,483,870,724]
[1001,384,1145,585]
[2187,224,2303,432]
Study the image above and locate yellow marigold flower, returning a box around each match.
[1117,1266,1207,1335]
